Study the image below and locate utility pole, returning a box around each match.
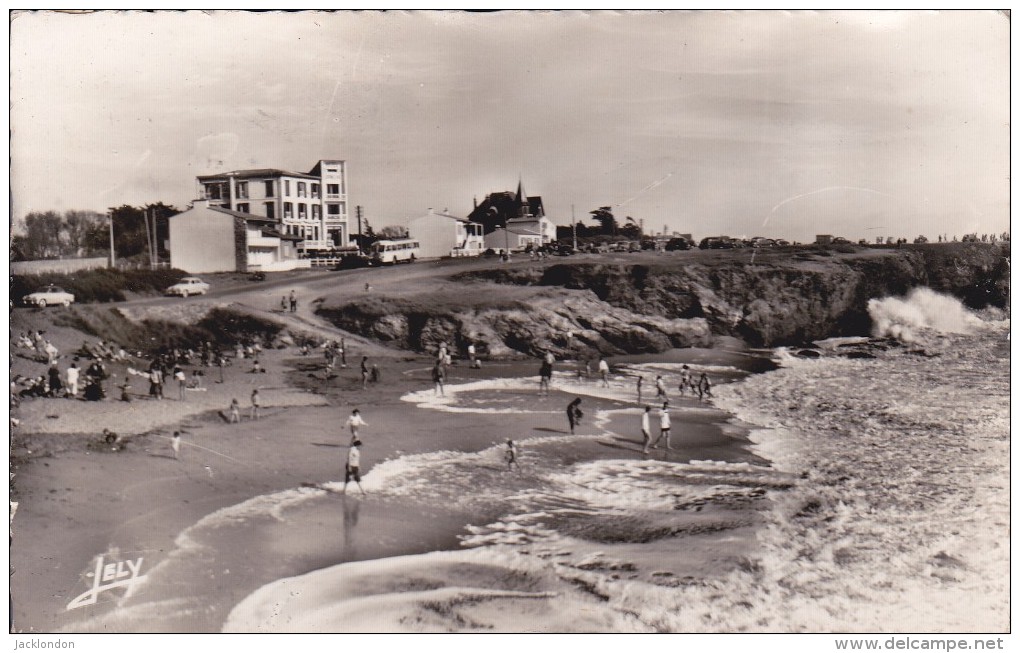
[142,206,154,268]
[107,209,116,269]
[572,204,577,250]
[356,205,363,252]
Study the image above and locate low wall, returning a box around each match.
[10,257,109,275]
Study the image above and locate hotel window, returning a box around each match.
[283,202,293,219]
[311,183,320,199]
[312,205,321,220]
[236,181,248,199]
[298,204,307,220]
[297,182,307,198]
[265,202,275,220]
[264,180,275,197]
[313,226,319,241]
[284,180,291,196]
[236,203,249,213]
[205,183,226,200]
[327,204,340,216]
[327,184,340,198]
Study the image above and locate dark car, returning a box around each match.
[699,237,735,250]
[665,237,691,251]
[248,272,266,282]
[332,253,371,270]
[553,243,576,256]
[831,236,851,244]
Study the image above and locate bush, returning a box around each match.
[12,268,189,304]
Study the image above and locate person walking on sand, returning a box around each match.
[66,362,80,398]
[171,431,181,460]
[641,405,653,454]
[344,439,366,495]
[250,388,261,420]
[636,375,644,404]
[339,338,347,368]
[598,358,610,387]
[566,397,583,435]
[505,439,521,472]
[652,403,672,450]
[360,356,370,389]
[289,290,297,313]
[174,365,187,401]
[432,361,446,396]
[655,375,667,400]
[468,342,480,369]
[280,295,287,311]
[229,398,241,423]
[697,372,712,400]
[347,408,367,443]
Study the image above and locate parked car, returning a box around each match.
[750,237,776,248]
[332,253,371,270]
[831,236,851,244]
[699,237,736,250]
[665,237,692,251]
[775,239,791,246]
[165,277,210,297]
[248,272,266,282]
[553,243,577,256]
[24,285,74,307]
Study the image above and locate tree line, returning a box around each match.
[11,203,179,263]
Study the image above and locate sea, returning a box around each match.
[60,289,1010,633]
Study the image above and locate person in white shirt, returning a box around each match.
[640,405,653,454]
[653,403,672,450]
[598,358,610,387]
[66,363,80,397]
[346,408,367,444]
[344,439,366,495]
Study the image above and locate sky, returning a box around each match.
[9,10,1011,243]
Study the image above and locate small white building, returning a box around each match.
[484,222,546,251]
[408,209,485,258]
[169,201,309,273]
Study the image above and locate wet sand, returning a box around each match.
[11,348,772,633]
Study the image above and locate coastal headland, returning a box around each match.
[9,242,1010,632]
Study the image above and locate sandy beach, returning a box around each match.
[11,324,771,633]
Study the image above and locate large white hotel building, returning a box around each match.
[196,159,349,253]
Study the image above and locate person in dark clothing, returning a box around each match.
[566,397,583,435]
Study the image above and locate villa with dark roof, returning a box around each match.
[195,159,349,252]
[468,181,554,249]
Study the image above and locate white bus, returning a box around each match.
[369,239,421,265]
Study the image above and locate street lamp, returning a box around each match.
[107,208,116,269]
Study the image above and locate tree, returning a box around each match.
[17,211,65,258]
[63,210,104,256]
[589,206,617,236]
[619,216,642,240]
[378,225,408,239]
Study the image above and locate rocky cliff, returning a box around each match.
[317,243,1009,358]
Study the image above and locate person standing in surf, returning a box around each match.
[679,365,693,396]
[360,356,370,390]
[697,372,712,400]
[598,358,610,387]
[653,402,672,450]
[344,439,366,495]
[641,405,653,454]
[432,360,446,396]
[539,354,553,396]
[655,375,667,400]
[566,397,583,434]
[636,375,644,404]
[505,439,521,472]
[347,408,367,443]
